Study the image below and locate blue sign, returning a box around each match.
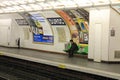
[31,14,45,22]
[33,34,54,43]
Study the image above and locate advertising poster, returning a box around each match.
[33,34,53,43]
[56,9,89,54]
[63,9,89,44]
[20,12,54,44]
[29,12,53,36]
[47,17,67,42]
[43,11,67,43]
[29,12,54,44]
[56,27,66,42]
[23,28,29,40]
[56,10,79,44]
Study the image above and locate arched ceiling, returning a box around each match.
[0,0,119,14]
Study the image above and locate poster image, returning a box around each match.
[56,10,79,44]
[33,34,54,43]
[20,12,54,44]
[56,9,89,54]
[30,13,54,44]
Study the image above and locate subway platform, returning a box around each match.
[0,46,119,80]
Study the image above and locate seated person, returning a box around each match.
[67,39,78,57]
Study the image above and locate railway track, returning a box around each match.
[0,56,117,80]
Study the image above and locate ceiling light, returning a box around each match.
[110,0,120,5]
[0,9,4,13]
[74,0,92,7]
[0,3,6,7]
[16,0,27,5]
[2,1,12,6]
[2,8,13,13]
[38,2,53,10]
[59,0,77,8]
[13,6,25,12]
[90,0,110,6]
[9,1,19,5]
[49,1,65,9]
[27,0,36,3]
[29,4,42,10]
[20,5,33,11]
[35,0,45,2]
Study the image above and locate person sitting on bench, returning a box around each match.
[67,39,78,57]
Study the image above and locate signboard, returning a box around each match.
[15,19,29,26]
[33,34,54,43]
[28,12,54,44]
[47,17,66,25]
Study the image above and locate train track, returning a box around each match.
[0,56,117,80]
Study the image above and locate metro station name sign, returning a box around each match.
[15,19,29,26]
[47,17,66,25]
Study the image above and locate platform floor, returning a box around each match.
[0,47,120,79]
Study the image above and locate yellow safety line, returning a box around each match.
[0,51,4,55]
[58,64,66,69]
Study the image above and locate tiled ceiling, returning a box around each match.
[0,0,119,13]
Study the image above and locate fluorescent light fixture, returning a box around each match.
[29,4,42,10]
[20,5,33,11]
[2,1,12,6]
[9,1,19,5]
[1,8,7,13]
[38,2,53,9]
[74,0,92,7]
[35,0,45,2]
[0,10,4,13]
[60,0,77,8]
[27,0,36,3]
[90,0,110,6]
[13,6,25,12]
[49,1,65,9]
[2,8,13,13]
[74,0,91,4]
[6,7,16,11]
[16,0,27,4]
[110,0,120,5]
[0,3,6,7]
[0,0,119,14]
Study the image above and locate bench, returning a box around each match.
[64,44,88,55]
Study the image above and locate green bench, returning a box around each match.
[64,44,88,55]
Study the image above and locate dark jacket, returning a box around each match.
[70,42,78,51]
